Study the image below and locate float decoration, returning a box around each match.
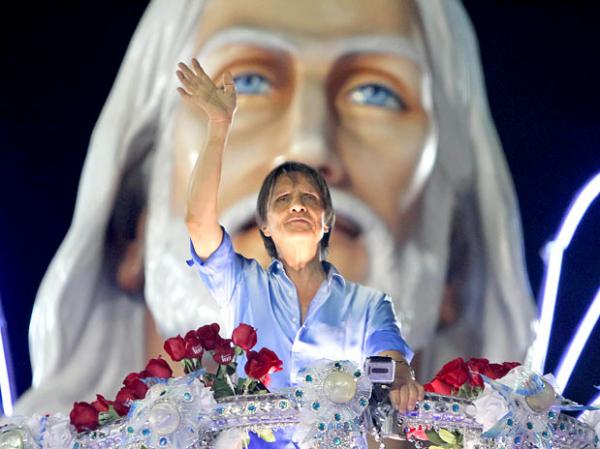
[1,330,599,449]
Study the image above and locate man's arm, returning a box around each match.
[177,58,237,259]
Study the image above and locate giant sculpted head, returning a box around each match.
[18,0,536,413]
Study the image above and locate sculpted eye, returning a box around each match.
[233,73,272,95]
[348,83,406,110]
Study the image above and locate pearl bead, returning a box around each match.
[323,371,357,403]
[0,430,24,449]
[148,402,181,436]
[525,380,556,413]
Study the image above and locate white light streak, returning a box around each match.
[555,288,600,394]
[531,172,600,375]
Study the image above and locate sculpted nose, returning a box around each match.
[285,78,345,185]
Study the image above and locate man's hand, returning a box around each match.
[388,361,424,414]
[176,58,237,124]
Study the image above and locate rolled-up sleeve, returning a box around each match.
[365,294,414,361]
[186,229,244,307]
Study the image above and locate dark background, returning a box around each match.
[0,1,598,408]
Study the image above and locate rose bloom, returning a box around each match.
[144,358,173,378]
[69,402,99,432]
[114,387,137,416]
[196,323,222,350]
[212,339,235,365]
[232,323,257,351]
[245,348,283,382]
[184,333,204,359]
[164,335,186,361]
[436,358,470,389]
[122,372,149,399]
[90,394,112,413]
[423,377,454,395]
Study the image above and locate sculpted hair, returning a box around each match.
[256,161,336,259]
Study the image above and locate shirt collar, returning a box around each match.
[268,258,346,289]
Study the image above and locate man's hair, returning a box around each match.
[256,161,335,259]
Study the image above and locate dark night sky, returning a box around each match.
[0,1,599,408]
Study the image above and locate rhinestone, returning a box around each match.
[318,423,326,431]
[312,401,320,410]
[333,437,342,446]
[527,422,533,430]
[452,403,460,412]
[334,413,341,421]
[295,389,303,398]
[305,374,313,382]
[183,392,192,401]
[159,437,168,446]
[127,427,134,434]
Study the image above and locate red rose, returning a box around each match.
[123,372,149,399]
[232,323,257,351]
[482,362,519,380]
[502,361,521,372]
[184,333,204,359]
[212,339,235,365]
[466,358,490,387]
[196,323,222,350]
[144,358,173,379]
[91,394,112,413]
[114,387,137,416]
[436,358,469,389]
[70,401,99,432]
[244,348,283,381]
[164,335,186,361]
[424,378,454,395]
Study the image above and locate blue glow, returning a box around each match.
[348,83,405,110]
[0,297,16,416]
[233,73,272,95]
[531,172,600,379]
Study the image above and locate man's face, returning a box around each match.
[261,172,329,257]
[173,0,435,283]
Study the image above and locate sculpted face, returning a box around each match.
[173,0,435,283]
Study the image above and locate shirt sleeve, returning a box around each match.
[186,228,244,307]
[365,294,414,362]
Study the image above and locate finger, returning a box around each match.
[176,70,191,85]
[401,386,411,413]
[178,62,196,79]
[176,87,192,98]
[417,384,425,401]
[222,71,235,92]
[407,383,419,411]
[191,58,211,80]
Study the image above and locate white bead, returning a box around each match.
[148,402,181,435]
[0,430,24,449]
[323,371,357,404]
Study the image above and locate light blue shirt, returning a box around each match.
[187,230,412,390]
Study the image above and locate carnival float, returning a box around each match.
[2,324,599,449]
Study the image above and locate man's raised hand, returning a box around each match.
[176,58,237,124]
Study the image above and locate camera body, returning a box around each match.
[365,356,396,384]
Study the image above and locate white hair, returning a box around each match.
[16,0,536,413]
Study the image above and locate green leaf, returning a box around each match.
[226,363,237,376]
[425,430,448,446]
[439,429,457,445]
[234,346,244,356]
[212,376,235,399]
